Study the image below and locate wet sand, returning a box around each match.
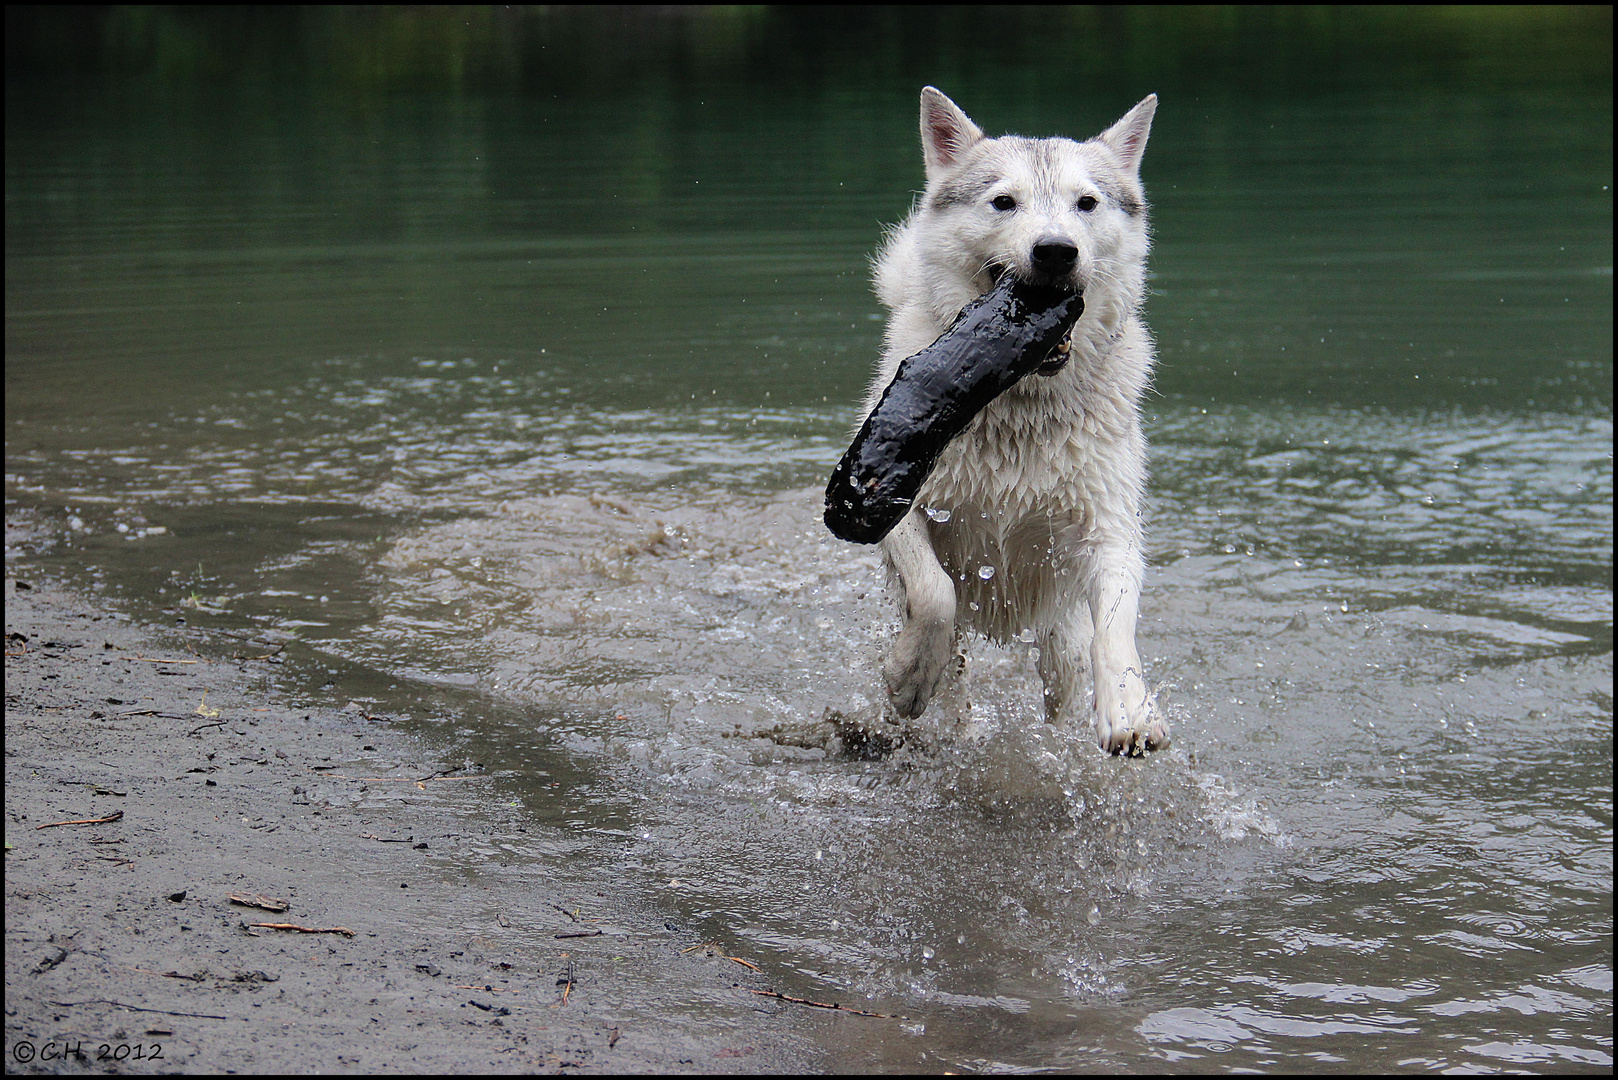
[4,573,823,1073]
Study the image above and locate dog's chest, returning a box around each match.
[919,382,1112,509]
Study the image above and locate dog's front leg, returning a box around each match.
[1037,612,1085,724]
[880,511,956,719]
[1089,556,1170,755]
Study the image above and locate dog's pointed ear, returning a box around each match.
[920,87,985,180]
[1099,94,1157,178]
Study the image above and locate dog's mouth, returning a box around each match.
[984,263,1077,375]
[1034,334,1073,375]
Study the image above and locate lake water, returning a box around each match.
[5,9,1612,1072]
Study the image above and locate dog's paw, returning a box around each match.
[883,619,953,719]
[1094,671,1170,757]
[1097,711,1171,756]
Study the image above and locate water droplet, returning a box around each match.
[921,946,935,960]
[923,506,952,523]
[978,565,996,581]
[956,934,966,945]
[1087,904,1102,925]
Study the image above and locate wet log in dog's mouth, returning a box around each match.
[824,275,1084,545]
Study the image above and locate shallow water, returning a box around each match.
[5,12,1612,1072]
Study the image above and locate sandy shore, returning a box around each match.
[4,574,823,1073]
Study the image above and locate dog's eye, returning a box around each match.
[1076,195,1099,212]
[990,195,1017,212]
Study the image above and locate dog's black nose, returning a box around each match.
[1031,240,1079,276]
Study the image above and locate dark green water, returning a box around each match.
[6,8,1612,1073]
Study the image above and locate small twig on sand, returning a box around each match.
[750,989,905,1019]
[248,923,354,937]
[550,903,580,923]
[232,642,285,661]
[313,769,480,783]
[728,956,761,971]
[554,960,575,1005]
[127,967,206,982]
[187,720,227,736]
[228,894,290,913]
[132,656,200,664]
[50,999,227,1021]
[37,810,124,830]
[555,929,603,939]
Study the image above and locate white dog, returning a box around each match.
[862,87,1169,755]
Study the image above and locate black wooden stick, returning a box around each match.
[825,275,1083,544]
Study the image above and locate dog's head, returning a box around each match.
[914,88,1156,304]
